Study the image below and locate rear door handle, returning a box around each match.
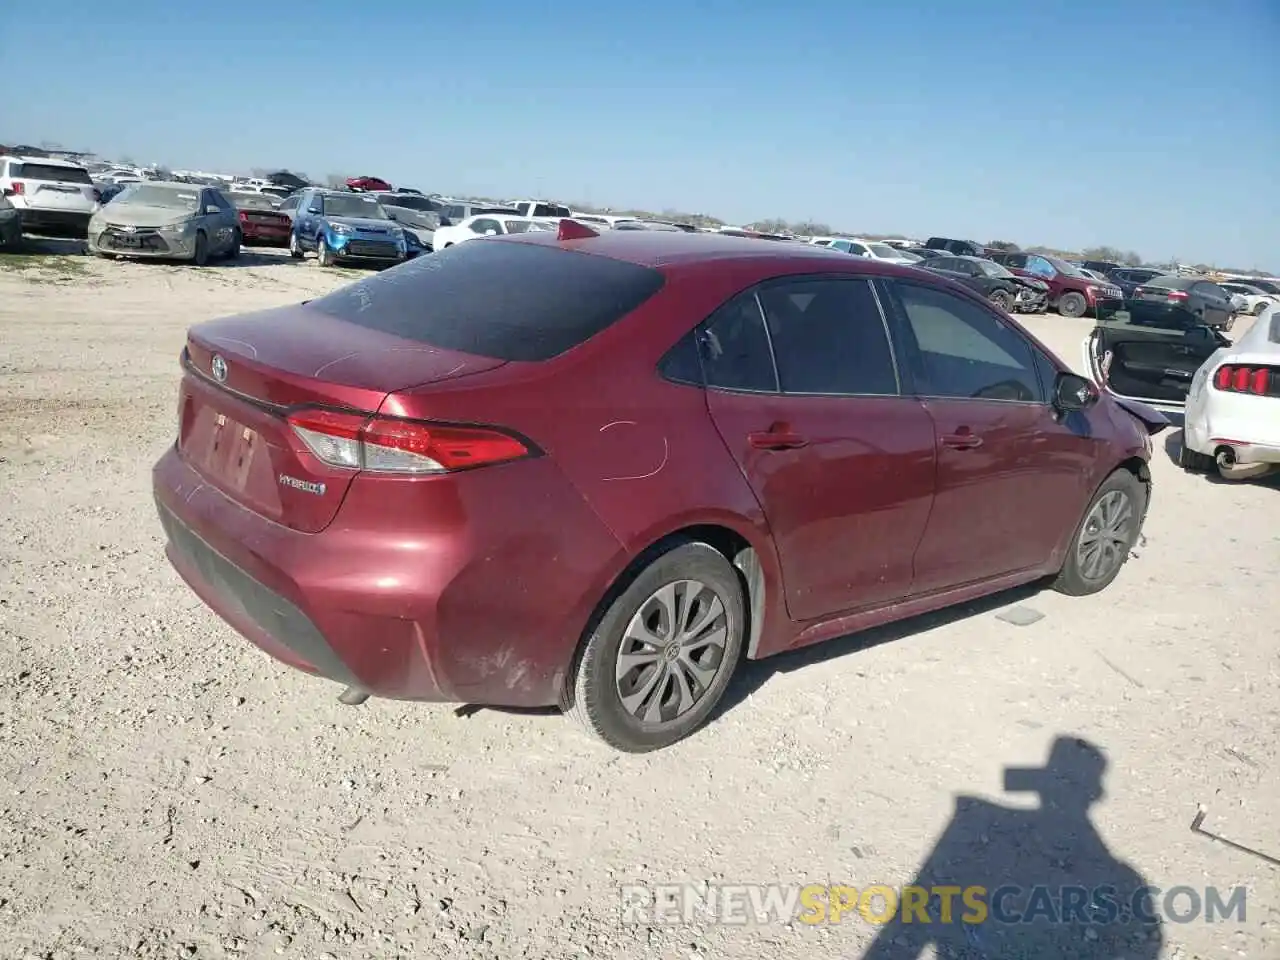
[748,428,809,451]
[941,432,983,450]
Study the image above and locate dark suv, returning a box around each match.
[925,236,986,257]
[987,252,1122,318]
[1108,267,1165,299]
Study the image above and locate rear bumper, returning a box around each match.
[17,208,93,233]
[152,445,626,706]
[1184,393,1280,463]
[241,226,291,245]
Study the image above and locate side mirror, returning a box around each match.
[483,228,499,236]
[205,205,220,215]
[1054,372,1099,413]
[307,206,322,214]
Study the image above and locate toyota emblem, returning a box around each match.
[211,354,228,383]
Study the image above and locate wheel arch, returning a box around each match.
[559,519,780,708]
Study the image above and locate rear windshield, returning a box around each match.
[308,240,666,361]
[14,162,92,184]
[1143,275,1187,289]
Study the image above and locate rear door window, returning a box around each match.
[757,278,898,396]
[695,292,778,392]
[307,240,665,362]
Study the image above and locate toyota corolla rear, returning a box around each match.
[152,237,667,706]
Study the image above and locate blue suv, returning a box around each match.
[288,188,407,268]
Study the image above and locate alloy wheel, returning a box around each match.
[614,579,731,725]
[1076,490,1133,581]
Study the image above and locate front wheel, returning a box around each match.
[226,229,241,260]
[989,289,1013,312]
[288,232,303,259]
[316,236,333,267]
[192,231,209,266]
[1058,291,1088,319]
[1052,469,1146,597]
[568,542,745,753]
[1254,301,1269,316]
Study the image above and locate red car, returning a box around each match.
[228,193,292,247]
[987,251,1124,319]
[345,175,392,193]
[153,224,1167,752]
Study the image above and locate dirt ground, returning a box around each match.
[0,246,1276,960]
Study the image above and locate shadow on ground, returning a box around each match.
[715,579,1046,719]
[858,735,1164,959]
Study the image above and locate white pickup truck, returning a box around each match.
[508,200,573,220]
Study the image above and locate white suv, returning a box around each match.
[0,155,99,237]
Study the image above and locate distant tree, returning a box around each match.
[987,240,1020,252]
[1121,250,1142,266]
[39,139,63,151]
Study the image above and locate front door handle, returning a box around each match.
[941,431,983,450]
[748,424,810,450]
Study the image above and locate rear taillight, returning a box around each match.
[286,408,533,474]
[10,182,24,196]
[238,210,249,221]
[1166,290,1189,301]
[1212,364,1273,395]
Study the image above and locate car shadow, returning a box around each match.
[858,735,1164,959]
[714,579,1048,721]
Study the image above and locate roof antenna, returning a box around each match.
[558,218,599,241]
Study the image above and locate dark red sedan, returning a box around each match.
[228,192,292,247]
[153,223,1167,752]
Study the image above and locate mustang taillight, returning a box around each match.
[286,408,533,474]
[1212,364,1275,396]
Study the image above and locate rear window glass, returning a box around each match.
[15,163,92,184]
[308,240,666,362]
[1144,275,1186,289]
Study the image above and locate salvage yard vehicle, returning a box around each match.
[987,251,1123,319]
[153,225,1167,753]
[1082,297,1230,417]
[917,255,1048,313]
[367,191,442,250]
[87,182,242,264]
[287,188,407,268]
[1107,266,1164,298]
[1219,281,1279,317]
[0,154,99,237]
[0,195,21,249]
[1179,308,1280,480]
[431,213,556,248]
[228,192,292,247]
[1129,275,1236,331]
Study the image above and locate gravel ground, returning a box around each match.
[0,247,1276,960]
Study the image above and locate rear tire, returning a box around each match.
[568,542,745,753]
[1178,434,1216,472]
[1052,469,1146,597]
[1058,291,1088,319]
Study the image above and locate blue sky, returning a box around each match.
[5,0,1277,268]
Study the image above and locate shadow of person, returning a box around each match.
[861,736,1163,959]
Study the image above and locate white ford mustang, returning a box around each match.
[1181,306,1280,480]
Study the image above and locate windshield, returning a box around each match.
[321,195,390,219]
[230,193,276,210]
[116,184,200,210]
[378,194,438,212]
[977,260,1015,279]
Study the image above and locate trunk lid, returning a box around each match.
[177,302,506,533]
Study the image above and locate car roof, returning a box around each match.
[500,227,924,274]
[3,154,86,167]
